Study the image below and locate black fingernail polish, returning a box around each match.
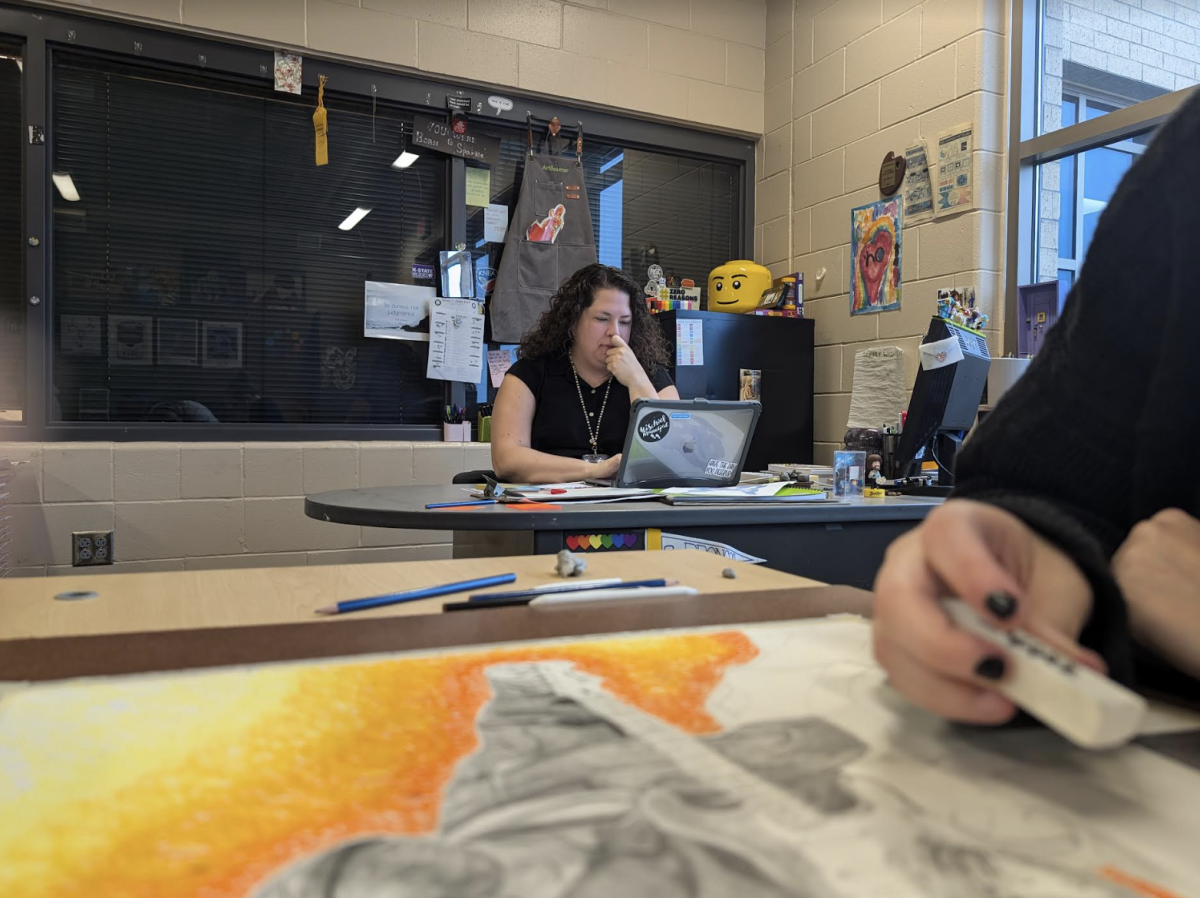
[985,591,1018,620]
[975,656,1006,680]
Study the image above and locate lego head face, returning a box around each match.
[708,260,773,314]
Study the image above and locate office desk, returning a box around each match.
[306,486,942,587]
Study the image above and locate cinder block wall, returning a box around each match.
[36,0,767,134]
[758,0,1009,464]
[4,442,493,575]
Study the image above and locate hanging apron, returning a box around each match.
[490,122,596,343]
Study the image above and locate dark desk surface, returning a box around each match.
[306,485,943,531]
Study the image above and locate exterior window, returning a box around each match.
[1009,0,1196,351]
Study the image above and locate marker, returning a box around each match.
[467,577,622,601]
[315,572,517,615]
[530,585,698,606]
[444,579,677,612]
[424,499,497,509]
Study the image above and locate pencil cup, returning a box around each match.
[442,422,471,442]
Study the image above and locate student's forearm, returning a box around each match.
[492,446,595,483]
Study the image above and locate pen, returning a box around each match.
[315,572,517,615]
[424,499,497,509]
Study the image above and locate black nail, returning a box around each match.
[975,656,1006,681]
[985,591,1018,620]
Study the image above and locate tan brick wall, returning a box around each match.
[36,0,767,133]
[3,441,492,576]
[760,0,1007,463]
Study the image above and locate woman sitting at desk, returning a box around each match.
[491,263,679,483]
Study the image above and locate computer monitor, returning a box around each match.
[893,316,991,487]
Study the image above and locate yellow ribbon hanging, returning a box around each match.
[313,74,329,167]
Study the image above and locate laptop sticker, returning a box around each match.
[637,410,670,443]
[705,459,737,478]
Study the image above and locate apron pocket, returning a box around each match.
[523,181,566,244]
[517,240,560,292]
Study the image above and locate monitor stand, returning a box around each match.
[889,431,963,497]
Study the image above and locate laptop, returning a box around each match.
[586,398,762,489]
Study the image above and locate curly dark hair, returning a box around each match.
[519,263,671,371]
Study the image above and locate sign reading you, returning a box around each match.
[413,117,500,166]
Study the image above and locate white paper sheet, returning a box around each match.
[488,348,516,388]
[660,482,789,498]
[902,142,934,225]
[934,122,974,216]
[426,298,484,383]
[363,281,437,341]
[655,531,766,564]
[846,346,907,429]
[484,204,509,243]
[675,320,704,366]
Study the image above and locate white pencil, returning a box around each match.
[529,586,699,607]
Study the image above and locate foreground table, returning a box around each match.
[306,485,942,588]
[0,550,826,643]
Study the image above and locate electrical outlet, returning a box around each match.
[72,530,114,566]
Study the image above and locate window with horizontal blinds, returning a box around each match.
[51,52,446,426]
[0,45,22,423]
[465,128,737,312]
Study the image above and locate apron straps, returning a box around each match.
[526,113,586,162]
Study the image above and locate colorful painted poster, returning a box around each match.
[2,618,1197,897]
[850,198,902,316]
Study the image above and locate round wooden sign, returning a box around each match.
[879,151,906,197]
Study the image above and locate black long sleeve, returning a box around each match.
[952,91,1200,686]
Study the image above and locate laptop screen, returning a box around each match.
[622,402,759,486]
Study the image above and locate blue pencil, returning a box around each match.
[315,572,517,615]
[424,499,497,509]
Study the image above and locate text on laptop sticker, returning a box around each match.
[705,459,737,478]
[637,411,670,442]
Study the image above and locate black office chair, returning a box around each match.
[452,469,497,485]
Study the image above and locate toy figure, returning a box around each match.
[867,454,883,483]
[707,260,772,313]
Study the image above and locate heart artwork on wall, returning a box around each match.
[850,198,902,316]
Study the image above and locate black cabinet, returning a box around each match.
[656,310,814,470]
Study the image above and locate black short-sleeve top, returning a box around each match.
[505,354,674,459]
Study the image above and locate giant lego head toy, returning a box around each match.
[707,260,772,313]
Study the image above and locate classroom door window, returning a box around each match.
[0,43,22,423]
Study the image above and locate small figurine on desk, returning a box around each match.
[866,454,883,484]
